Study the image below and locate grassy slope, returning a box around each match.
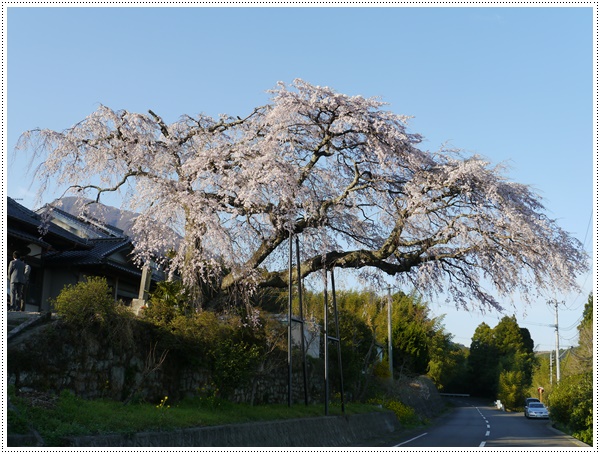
[8,387,387,446]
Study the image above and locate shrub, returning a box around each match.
[367,396,420,427]
[53,276,118,328]
[548,371,593,445]
[373,360,391,379]
[384,400,420,426]
[383,400,420,427]
[164,311,225,363]
[142,299,265,398]
[7,407,29,434]
[142,281,191,326]
[211,338,261,398]
[52,276,135,349]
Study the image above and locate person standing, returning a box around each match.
[8,252,26,311]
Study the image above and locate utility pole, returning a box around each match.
[387,287,393,379]
[553,300,561,383]
[549,352,553,386]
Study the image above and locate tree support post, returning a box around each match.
[388,286,393,379]
[287,232,309,407]
[323,267,345,416]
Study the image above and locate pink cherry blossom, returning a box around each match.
[16,79,588,311]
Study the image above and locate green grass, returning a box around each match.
[8,387,384,446]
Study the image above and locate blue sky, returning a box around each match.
[5,6,594,351]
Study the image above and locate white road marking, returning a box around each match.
[394,432,428,447]
[476,406,492,446]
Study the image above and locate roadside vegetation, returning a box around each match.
[529,294,593,446]
[8,386,380,446]
[9,278,592,446]
[8,278,442,445]
[461,295,593,446]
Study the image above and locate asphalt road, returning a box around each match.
[364,397,588,448]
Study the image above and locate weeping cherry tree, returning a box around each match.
[17,79,587,311]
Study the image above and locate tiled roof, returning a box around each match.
[44,237,142,277]
[6,226,52,248]
[45,237,129,260]
[9,198,40,225]
[7,197,90,248]
[40,204,125,239]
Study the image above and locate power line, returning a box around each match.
[581,210,593,249]
[562,315,584,332]
[565,210,593,311]
[520,320,554,328]
[560,332,580,342]
[566,277,591,311]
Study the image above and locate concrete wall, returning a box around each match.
[63,411,401,447]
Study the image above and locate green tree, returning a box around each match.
[468,316,535,399]
[498,370,527,411]
[579,292,593,327]
[528,353,552,403]
[467,323,499,397]
[379,293,447,377]
[429,338,470,393]
[289,286,471,401]
[572,293,594,374]
[494,316,535,392]
[328,308,378,401]
[390,311,431,375]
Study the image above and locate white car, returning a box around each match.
[525,402,549,419]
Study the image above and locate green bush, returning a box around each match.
[373,360,391,379]
[548,371,593,446]
[53,276,118,328]
[142,289,266,399]
[384,400,419,426]
[169,311,263,398]
[141,281,191,326]
[367,397,420,427]
[211,338,261,398]
[52,276,134,349]
[7,407,29,434]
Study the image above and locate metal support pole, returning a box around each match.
[288,233,309,407]
[330,269,345,414]
[323,268,329,416]
[287,232,293,407]
[387,287,393,379]
[554,300,561,383]
[296,236,309,406]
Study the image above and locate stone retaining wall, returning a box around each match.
[7,315,444,435]
[7,318,323,405]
